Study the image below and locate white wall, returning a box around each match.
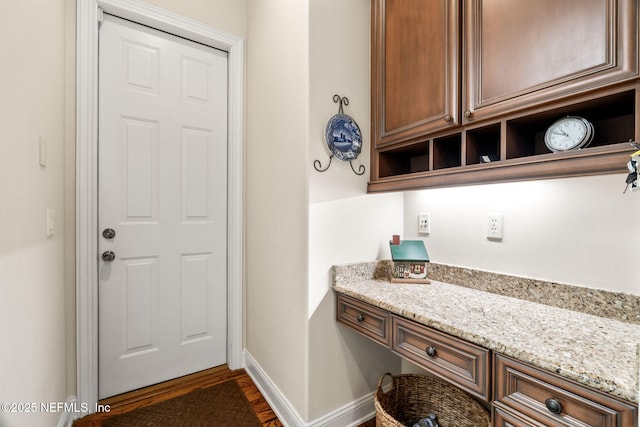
[0,1,69,426]
[307,0,403,422]
[308,195,403,422]
[245,0,405,422]
[144,0,247,36]
[0,1,249,427]
[245,0,310,418]
[403,174,640,295]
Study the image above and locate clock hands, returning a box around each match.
[545,117,594,152]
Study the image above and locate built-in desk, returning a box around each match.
[333,262,640,426]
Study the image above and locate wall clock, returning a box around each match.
[544,116,594,152]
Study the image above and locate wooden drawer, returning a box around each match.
[336,294,391,347]
[391,315,490,401]
[494,354,637,427]
[493,402,548,427]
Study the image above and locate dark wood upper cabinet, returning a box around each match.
[371,0,460,148]
[463,0,639,122]
[369,0,640,192]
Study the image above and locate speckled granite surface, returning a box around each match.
[333,261,640,404]
[428,263,640,324]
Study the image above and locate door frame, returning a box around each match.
[76,0,244,409]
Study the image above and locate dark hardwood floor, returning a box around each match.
[72,365,376,427]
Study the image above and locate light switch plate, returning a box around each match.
[46,209,55,237]
[39,134,47,167]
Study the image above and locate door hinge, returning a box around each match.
[97,8,104,25]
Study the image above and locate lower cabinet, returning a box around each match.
[335,293,638,427]
[391,315,490,401]
[493,354,637,427]
[493,403,548,427]
[335,293,391,347]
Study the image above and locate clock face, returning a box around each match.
[544,116,594,152]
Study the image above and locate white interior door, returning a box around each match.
[98,14,228,399]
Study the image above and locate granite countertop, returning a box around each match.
[333,264,640,404]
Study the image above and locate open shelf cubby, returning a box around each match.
[433,134,462,170]
[370,85,638,191]
[378,140,429,178]
[505,89,636,160]
[465,123,501,165]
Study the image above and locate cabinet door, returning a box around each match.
[371,0,460,148]
[463,0,639,123]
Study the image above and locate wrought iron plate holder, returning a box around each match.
[314,94,365,176]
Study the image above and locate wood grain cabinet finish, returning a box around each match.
[493,403,549,427]
[494,354,637,427]
[463,0,639,123]
[368,0,639,192]
[371,0,460,148]
[335,293,638,426]
[391,315,490,401]
[336,294,391,347]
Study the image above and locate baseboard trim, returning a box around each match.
[243,350,375,427]
[307,392,375,427]
[244,351,304,426]
[56,395,82,427]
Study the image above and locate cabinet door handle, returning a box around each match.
[545,398,563,415]
[444,114,453,122]
[356,314,365,322]
[464,110,472,118]
[425,346,437,357]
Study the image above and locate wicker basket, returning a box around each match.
[374,373,490,427]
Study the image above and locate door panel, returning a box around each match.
[463,0,638,121]
[98,14,228,399]
[371,0,460,147]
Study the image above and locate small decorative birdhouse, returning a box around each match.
[389,238,430,284]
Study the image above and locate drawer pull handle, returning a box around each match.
[356,314,365,322]
[545,398,563,415]
[425,346,437,357]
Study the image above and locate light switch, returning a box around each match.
[39,134,47,167]
[46,209,55,237]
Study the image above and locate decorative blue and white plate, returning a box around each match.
[324,113,362,161]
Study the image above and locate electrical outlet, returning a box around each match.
[418,213,431,234]
[487,214,503,240]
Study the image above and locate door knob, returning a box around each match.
[102,228,116,239]
[102,251,116,262]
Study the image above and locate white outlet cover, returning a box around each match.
[418,213,430,234]
[487,214,503,240]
